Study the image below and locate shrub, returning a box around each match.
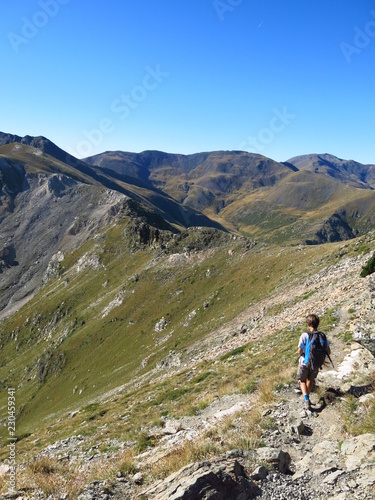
[360,254,375,278]
[118,452,137,477]
[136,431,156,452]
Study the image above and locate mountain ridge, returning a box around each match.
[286,152,375,188]
[0,133,226,316]
[2,130,375,312]
[84,145,375,244]
[2,131,375,248]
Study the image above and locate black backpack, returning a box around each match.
[307,331,328,371]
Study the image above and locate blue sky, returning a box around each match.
[1,0,375,163]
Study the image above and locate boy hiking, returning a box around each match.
[297,314,331,410]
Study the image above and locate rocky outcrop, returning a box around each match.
[141,456,261,499]
[0,244,18,272]
[139,368,375,499]
[69,431,375,499]
[306,212,358,245]
[352,274,375,356]
[0,174,131,316]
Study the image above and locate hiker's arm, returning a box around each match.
[297,347,304,356]
[327,346,331,355]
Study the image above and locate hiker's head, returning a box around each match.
[306,314,319,330]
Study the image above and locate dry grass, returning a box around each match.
[0,449,138,498]
[258,379,278,405]
[117,449,138,477]
[340,370,375,436]
[342,395,375,436]
[150,438,221,480]
[15,456,76,498]
[360,399,375,434]
[145,398,267,481]
[0,477,7,495]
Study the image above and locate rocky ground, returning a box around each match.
[75,342,375,500]
[74,252,375,499]
[5,337,372,499]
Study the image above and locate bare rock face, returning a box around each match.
[0,172,128,316]
[354,331,375,357]
[340,434,375,471]
[142,457,260,499]
[256,447,291,474]
[0,244,17,272]
[306,212,359,245]
[351,274,375,356]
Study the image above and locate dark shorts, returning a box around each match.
[297,364,319,384]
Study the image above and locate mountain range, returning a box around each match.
[1,131,375,315]
[1,131,375,497]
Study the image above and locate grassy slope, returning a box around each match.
[219,171,375,243]
[0,214,353,447]
[1,227,375,500]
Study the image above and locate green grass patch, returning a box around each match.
[191,371,215,384]
[154,387,191,406]
[220,344,248,361]
[242,379,258,394]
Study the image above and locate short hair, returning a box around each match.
[306,314,320,330]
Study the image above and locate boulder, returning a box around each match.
[142,458,259,499]
[256,447,291,473]
[340,434,375,471]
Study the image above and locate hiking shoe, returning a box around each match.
[304,399,311,410]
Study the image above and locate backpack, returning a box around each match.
[306,331,328,371]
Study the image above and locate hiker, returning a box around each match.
[297,314,331,409]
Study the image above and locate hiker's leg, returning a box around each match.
[297,365,309,400]
[306,378,312,394]
[300,380,308,396]
[306,369,318,394]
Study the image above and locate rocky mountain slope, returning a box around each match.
[0,136,224,316]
